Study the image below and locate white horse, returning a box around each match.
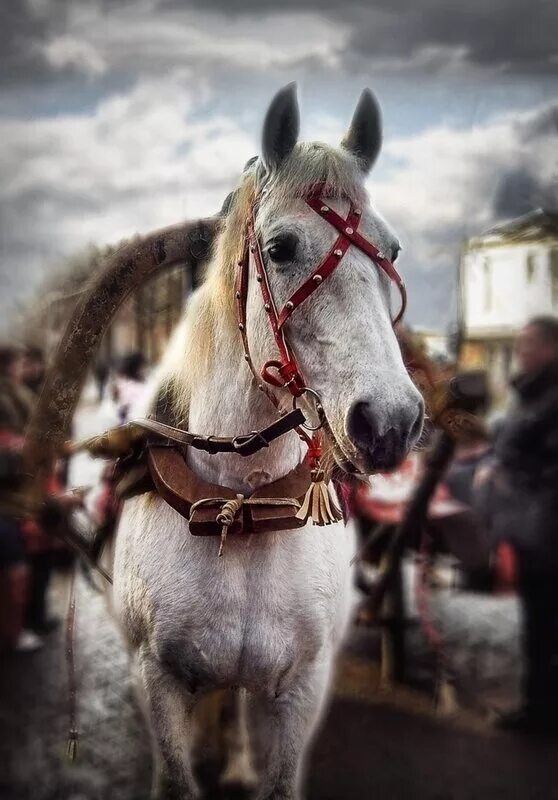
[112,84,424,799]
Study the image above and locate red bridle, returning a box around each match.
[236,182,407,405]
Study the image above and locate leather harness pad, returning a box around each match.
[146,446,311,536]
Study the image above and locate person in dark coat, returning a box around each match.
[476,316,558,732]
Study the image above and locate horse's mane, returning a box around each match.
[164,142,366,418]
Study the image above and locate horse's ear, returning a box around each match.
[262,83,300,172]
[341,89,382,173]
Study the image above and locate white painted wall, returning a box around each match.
[462,241,557,334]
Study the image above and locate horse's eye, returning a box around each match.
[267,233,298,263]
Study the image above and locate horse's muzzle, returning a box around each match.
[346,396,424,472]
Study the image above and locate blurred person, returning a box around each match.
[0,345,78,647]
[0,345,42,651]
[445,423,494,592]
[111,351,147,422]
[93,357,110,402]
[21,345,46,396]
[475,316,558,732]
[445,370,491,507]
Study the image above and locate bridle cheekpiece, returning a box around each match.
[235,180,407,472]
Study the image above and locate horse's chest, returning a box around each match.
[155,560,327,691]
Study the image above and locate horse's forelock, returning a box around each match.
[263,142,366,208]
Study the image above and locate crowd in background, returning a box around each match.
[356,315,558,733]
[0,346,147,654]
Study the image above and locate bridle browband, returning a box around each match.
[235,180,407,465]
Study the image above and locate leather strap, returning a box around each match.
[147,446,311,536]
[277,203,363,329]
[71,407,306,460]
[247,213,307,397]
[304,195,407,324]
[142,408,305,455]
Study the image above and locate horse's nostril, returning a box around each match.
[346,400,379,449]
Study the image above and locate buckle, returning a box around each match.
[232,431,268,456]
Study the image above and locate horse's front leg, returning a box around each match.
[254,657,333,800]
[138,645,200,800]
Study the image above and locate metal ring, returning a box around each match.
[292,387,325,431]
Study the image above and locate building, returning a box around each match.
[413,327,450,361]
[459,208,558,401]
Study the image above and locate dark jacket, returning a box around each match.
[477,360,558,573]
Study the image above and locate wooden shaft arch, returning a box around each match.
[22,216,220,509]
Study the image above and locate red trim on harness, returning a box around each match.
[277,204,362,329]
[237,184,408,405]
[305,196,407,325]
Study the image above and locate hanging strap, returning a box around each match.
[65,566,79,761]
[68,407,306,460]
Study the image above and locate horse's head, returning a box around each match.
[231,84,424,474]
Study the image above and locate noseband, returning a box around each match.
[235,181,407,464]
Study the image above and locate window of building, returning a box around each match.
[483,257,492,312]
[526,252,536,283]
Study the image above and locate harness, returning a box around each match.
[77,180,408,556]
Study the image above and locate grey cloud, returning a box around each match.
[494,169,558,218]
[1,0,557,93]
[493,107,558,216]
[520,104,558,138]
[159,0,558,75]
[493,169,542,217]
[0,0,51,86]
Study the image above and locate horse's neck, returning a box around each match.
[183,324,305,495]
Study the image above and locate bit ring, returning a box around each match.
[293,387,325,431]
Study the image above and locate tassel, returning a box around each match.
[295,469,343,526]
[65,568,79,762]
[215,494,245,557]
[67,729,79,762]
[218,524,229,558]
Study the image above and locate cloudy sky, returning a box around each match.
[1,0,557,329]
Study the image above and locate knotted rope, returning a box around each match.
[189,495,301,556]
